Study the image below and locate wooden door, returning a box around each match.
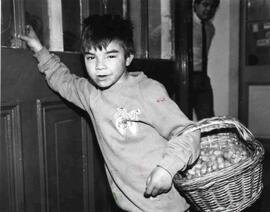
[0,48,112,212]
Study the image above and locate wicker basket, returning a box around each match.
[173,116,265,212]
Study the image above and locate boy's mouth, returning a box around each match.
[97,74,110,81]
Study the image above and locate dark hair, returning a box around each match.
[194,0,220,8]
[81,15,134,57]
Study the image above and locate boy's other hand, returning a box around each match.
[144,166,172,198]
[19,25,43,53]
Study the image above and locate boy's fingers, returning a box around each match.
[151,187,159,197]
[18,25,33,41]
[146,175,151,186]
[18,34,29,41]
[145,184,160,198]
[145,179,155,197]
[25,25,36,36]
[144,186,153,197]
[25,25,33,33]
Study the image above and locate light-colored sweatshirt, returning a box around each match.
[34,48,200,212]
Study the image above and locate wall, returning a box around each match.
[208,0,240,117]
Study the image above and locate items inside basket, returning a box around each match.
[182,127,253,180]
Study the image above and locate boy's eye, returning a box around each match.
[85,55,95,60]
[107,54,117,59]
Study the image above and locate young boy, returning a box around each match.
[20,15,200,212]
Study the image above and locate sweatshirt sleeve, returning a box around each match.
[141,80,201,177]
[34,47,97,110]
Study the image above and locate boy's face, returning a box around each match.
[194,0,218,21]
[84,40,134,89]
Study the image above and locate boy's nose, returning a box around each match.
[96,59,107,70]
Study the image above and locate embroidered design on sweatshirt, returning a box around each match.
[115,107,141,135]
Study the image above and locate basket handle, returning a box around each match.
[183,116,255,141]
[221,118,254,141]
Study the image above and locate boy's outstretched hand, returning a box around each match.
[144,166,172,198]
[19,25,43,53]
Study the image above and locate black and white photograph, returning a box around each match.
[1,0,270,211]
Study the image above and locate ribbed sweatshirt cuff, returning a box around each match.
[157,156,185,178]
[33,47,52,67]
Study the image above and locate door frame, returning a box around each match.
[239,0,270,143]
[174,0,193,118]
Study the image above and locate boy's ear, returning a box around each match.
[125,54,134,66]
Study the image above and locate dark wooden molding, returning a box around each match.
[173,0,193,118]
[36,99,57,212]
[239,0,247,124]
[1,103,25,211]
[140,0,149,58]
[80,0,90,33]
[13,0,26,48]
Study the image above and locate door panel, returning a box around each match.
[36,99,86,212]
[248,85,270,138]
[0,104,24,212]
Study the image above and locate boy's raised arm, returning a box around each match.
[19,25,95,111]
